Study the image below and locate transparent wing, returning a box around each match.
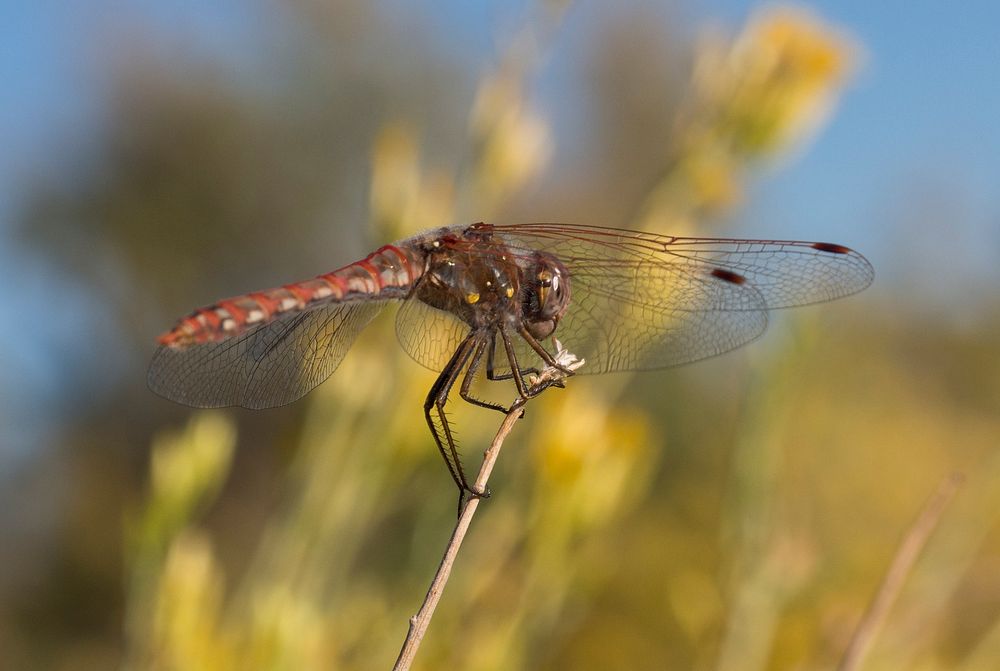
[395,294,470,372]
[494,223,874,373]
[148,299,387,409]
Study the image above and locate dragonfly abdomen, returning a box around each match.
[157,244,424,348]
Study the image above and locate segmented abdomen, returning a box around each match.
[157,244,424,348]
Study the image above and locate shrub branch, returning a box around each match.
[392,397,528,671]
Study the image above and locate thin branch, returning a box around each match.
[392,397,527,671]
[392,343,584,670]
[837,472,964,671]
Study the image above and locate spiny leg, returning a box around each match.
[498,324,539,400]
[424,334,479,503]
[517,325,576,386]
[459,335,511,415]
[497,324,559,401]
[485,330,539,382]
[516,325,565,370]
[507,325,576,396]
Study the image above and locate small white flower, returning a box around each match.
[528,339,585,386]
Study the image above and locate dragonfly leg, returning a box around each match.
[424,333,488,503]
[519,326,573,373]
[499,325,558,400]
[511,326,576,395]
[459,335,513,415]
[518,326,576,387]
[485,330,539,382]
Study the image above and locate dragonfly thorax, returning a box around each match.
[416,241,523,330]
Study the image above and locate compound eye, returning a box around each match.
[551,274,561,295]
[535,270,553,305]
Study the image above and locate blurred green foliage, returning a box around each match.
[4,2,1000,670]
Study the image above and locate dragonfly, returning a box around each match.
[148,222,873,499]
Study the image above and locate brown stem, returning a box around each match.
[392,397,527,671]
[837,472,964,671]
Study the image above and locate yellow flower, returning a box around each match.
[681,149,741,211]
[152,531,230,669]
[369,121,454,239]
[469,69,552,211]
[530,386,653,527]
[695,6,856,156]
[150,412,235,524]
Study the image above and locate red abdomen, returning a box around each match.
[157,244,423,348]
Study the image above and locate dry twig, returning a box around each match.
[837,472,964,671]
[391,398,527,671]
[392,344,583,670]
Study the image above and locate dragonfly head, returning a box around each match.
[522,252,571,339]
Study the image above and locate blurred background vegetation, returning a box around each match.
[2,1,999,669]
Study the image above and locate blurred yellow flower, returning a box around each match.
[150,412,235,527]
[680,147,742,211]
[698,6,857,156]
[245,584,326,669]
[369,121,454,239]
[152,531,230,670]
[669,567,724,641]
[369,122,421,234]
[530,387,652,527]
[469,69,553,212]
[751,8,847,83]
[635,5,857,231]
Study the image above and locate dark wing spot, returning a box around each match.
[710,268,746,284]
[811,242,851,254]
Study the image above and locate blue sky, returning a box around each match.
[717,0,1000,301]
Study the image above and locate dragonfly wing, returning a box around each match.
[549,256,770,372]
[495,224,873,373]
[395,294,470,372]
[148,299,387,409]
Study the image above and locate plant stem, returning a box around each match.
[392,397,527,671]
[837,472,964,671]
